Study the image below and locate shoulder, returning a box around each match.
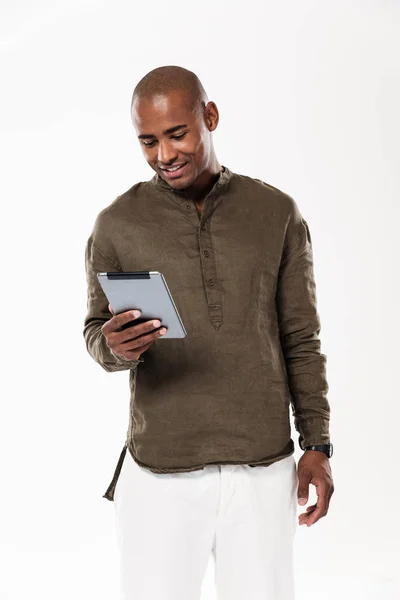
[92,179,148,231]
[89,180,147,253]
[231,171,300,219]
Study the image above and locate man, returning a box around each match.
[83,65,334,600]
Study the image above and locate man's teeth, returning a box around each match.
[165,164,185,172]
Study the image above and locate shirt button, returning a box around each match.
[204,250,210,257]
[207,279,214,287]
[201,223,206,230]
[185,204,191,210]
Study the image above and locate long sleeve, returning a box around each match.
[275,201,330,449]
[83,234,144,373]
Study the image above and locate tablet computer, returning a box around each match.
[97,271,187,339]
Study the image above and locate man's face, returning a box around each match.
[132,90,213,191]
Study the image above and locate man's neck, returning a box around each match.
[179,164,222,205]
[194,199,205,214]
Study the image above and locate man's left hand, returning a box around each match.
[297,450,334,527]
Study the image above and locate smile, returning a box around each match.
[160,162,188,178]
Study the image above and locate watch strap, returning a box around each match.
[304,443,333,458]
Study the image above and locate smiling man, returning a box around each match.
[133,82,223,212]
[83,65,334,600]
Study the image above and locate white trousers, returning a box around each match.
[113,448,298,600]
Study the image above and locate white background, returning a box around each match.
[1,1,399,598]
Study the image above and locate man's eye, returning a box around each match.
[142,133,186,147]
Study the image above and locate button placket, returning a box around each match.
[161,180,227,332]
[198,221,223,331]
[180,199,204,227]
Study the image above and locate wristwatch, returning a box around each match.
[303,443,333,458]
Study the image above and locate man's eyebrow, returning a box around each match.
[138,124,188,139]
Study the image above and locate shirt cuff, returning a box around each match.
[298,417,330,449]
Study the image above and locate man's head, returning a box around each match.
[131,65,220,191]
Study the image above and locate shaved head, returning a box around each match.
[131,65,208,118]
[130,65,221,199]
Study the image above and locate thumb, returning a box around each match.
[108,303,115,316]
[297,470,311,505]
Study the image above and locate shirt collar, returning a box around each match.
[149,165,233,200]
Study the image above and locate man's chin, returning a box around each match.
[164,176,191,191]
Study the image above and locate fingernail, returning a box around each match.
[132,310,141,318]
[153,320,160,327]
[159,328,167,335]
[298,498,307,505]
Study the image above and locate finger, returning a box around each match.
[298,505,317,523]
[299,506,316,516]
[297,468,312,505]
[108,303,115,316]
[298,504,317,518]
[305,494,329,526]
[302,508,323,527]
[116,325,167,352]
[102,309,141,336]
[118,319,163,344]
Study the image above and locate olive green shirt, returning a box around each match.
[83,165,330,501]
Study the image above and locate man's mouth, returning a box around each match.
[160,162,189,178]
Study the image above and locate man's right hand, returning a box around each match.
[101,304,167,361]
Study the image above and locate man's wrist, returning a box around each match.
[303,443,333,458]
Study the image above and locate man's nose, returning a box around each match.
[158,141,177,165]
